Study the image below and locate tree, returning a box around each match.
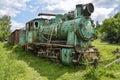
[0,15,11,41]
[100,12,120,43]
[114,12,120,18]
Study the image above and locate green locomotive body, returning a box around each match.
[18,3,99,65]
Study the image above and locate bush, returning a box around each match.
[12,44,23,52]
[84,67,100,80]
[0,43,46,80]
[84,66,116,80]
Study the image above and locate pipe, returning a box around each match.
[38,13,56,16]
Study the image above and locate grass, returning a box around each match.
[92,39,120,60]
[0,43,47,80]
[0,39,120,80]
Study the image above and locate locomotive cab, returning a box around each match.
[25,19,42,43]
[25,18,56,43]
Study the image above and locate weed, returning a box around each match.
[0,39,120,80]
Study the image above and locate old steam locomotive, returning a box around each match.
[10,3,99,65]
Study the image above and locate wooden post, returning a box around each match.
[105,58,120,68]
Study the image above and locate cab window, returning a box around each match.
[34,21,39,28]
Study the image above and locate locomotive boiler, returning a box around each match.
[18,3,99,65]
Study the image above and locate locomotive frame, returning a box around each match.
[9,3,100,67]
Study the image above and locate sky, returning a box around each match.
[0,0,120,31]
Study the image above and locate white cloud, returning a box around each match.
[40,0,92,13]
[1,0,120,31]
[29,5,39,12]
[0,8,20,17]
[0,0,29,17]
[93,8,114,18]
[38,0,120,23]
[39,0,60,4]
[92,0,120,22]
[93,0,119,8]
[92,7,114,22]
[11,20,25,32]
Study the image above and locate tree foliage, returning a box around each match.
[100,12,120,43]
[0,15,11,41]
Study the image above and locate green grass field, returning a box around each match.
[0,39,120,80]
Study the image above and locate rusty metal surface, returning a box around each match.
[33,42,74,48]
[11,29,21,44]
[50,40,66,44]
